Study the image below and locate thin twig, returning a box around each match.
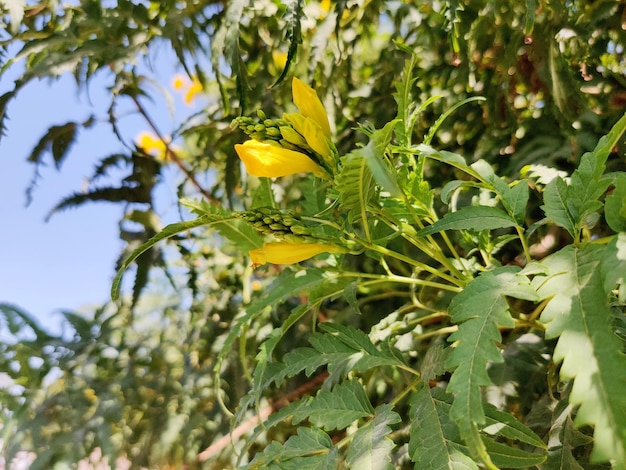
[197,372,329,462]
[131,96,220,205]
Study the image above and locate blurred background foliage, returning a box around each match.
[1,0,625,468]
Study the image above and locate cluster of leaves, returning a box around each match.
[1,0,626,469]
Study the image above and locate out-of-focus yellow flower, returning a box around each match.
[171,74,204,105]
[234,140,327,178]
[172,74,186,91]
[249,242,344,266]
[272,50,288,71]
[136,131,180,162]
[292,77,331,138]
[320,0,331,14]
[185,78,203,105]
[137,131,168,159]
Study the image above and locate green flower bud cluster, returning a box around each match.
[232,111,288,143]
[232,112,329,170]
[238,207,330,244]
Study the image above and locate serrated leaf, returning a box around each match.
[541,177,576,238]
[601,233,626,301]
[111,214,236,300]
[482,404,546,449]
[271,0,303,87]
[28,122,78,169]
[336,149,378,240]
[362,120,402,197]
[0,0,25,33]
[218,269,327,400]
[271,323,404,386]
[346,404,401,470]
[504,181,530,225]
[247,427,334,469]
[181,198,263,251]
[481,438,546,468]
[409,386,478,469]
[535,245,626,464]
[605,173,626,232]
[418,206,517,237]
[393,55,419,147]
[292,379,374,431]
[446,268,533,425]
[544,401,588,470]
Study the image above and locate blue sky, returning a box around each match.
[0,51,193,334]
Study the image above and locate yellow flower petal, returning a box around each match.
[172,74,187,91]
[235,140,326,178]
[292,77,331,138]
[184,78,203,105]
[303,118,333,164]
[249,242,343,266]
[136,131,167,155]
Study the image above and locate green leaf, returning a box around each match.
[417,206,517,237]
[393,55,419,147]
[362,120,402,197]
[247,427,335,469]
[271,0,303,87]
[181,198,263,251]
[111,214,233,300]
[292,379,374,431]
[482,404,546,449]
[28,122,78,169]
[409,386,477,469]
[544,401,589,470]
[535,245,626,464]
[601,233,626,302]
[0,0,25,33]
[217,269,327,402]
[541,176,576,238]
[481,438,546,468]
[346,404,401,470]
[210,0,246,113]
[336,147,378,241]
[270,322,405,387]
[446,267,537,426]
[503,181,530,225]
[605,173,626,232]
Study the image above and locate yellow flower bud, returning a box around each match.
[292,77,331,138]
[235,140,327,178]
[249,242,344,266]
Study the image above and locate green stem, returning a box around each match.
[516,226,532,263]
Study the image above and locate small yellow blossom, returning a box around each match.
[272,50,288,71]
[136,131,168,159]
[234,140,327,178]
[185,78,203,105]
[172,74,186,91]
[171,74,204,105]
[292,77,331,138]
[136,131,181,162]
[249,242,344,266]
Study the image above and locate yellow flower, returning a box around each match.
[234,140,327,178]
[272,50,288,70]
[136,131,168,159]
[292,77,331,139]
[172,74,186,91]
[249,242,344,266]
[136,131,182,162]
[185,78,203,105]
[171,74,204,105]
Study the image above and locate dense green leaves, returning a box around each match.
[417,206,518,237]
[3,1,626,468]
[534,245,626,464]
[446,268,538,425]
